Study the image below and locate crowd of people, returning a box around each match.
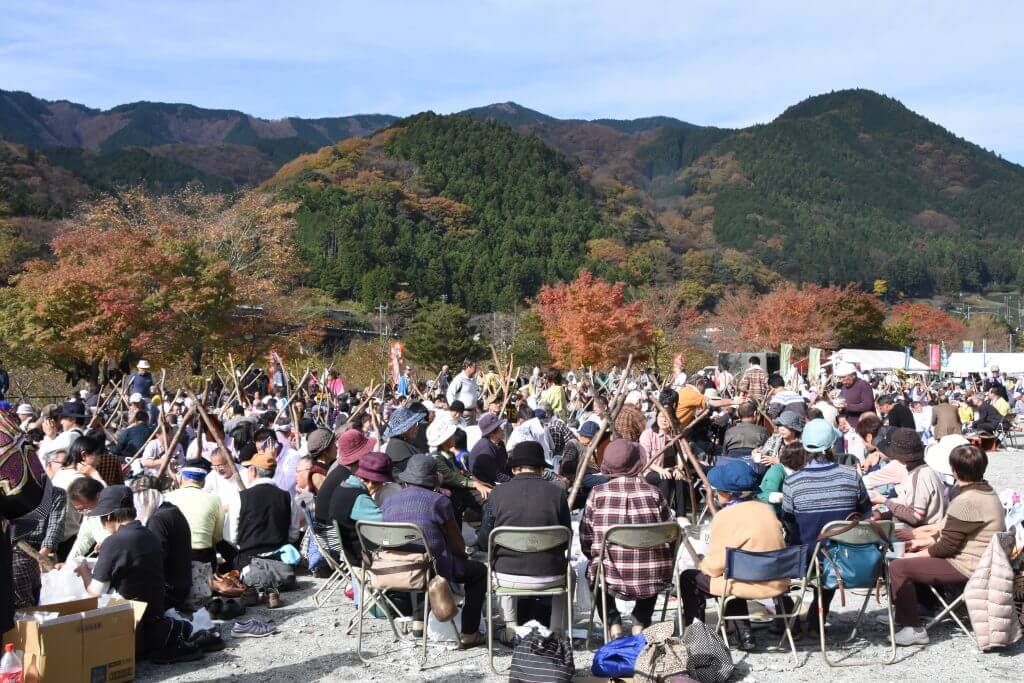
[0,352,1021,671]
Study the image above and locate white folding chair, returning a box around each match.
[586,521,683,649]
[485,525,573,675]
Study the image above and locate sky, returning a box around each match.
[2,1,1022,162]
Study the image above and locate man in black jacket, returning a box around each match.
[971,393,1004,433]
[476,442,570,644]
[115,410,156,458]
[878,395,916,429]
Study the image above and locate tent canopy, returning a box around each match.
[830,348,929,372]
[946,352,1024,375]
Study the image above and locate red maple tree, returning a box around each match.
[890,301,968,353]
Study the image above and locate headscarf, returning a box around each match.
[613,404,647,442]
[600,439,644,478]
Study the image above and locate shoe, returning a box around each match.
[344,586,355,600]
[211,571,246,597]
[188,629,226,652]
[894,626,929,646]
[459,632,486,648]
[411,620,424,638]
[221,598,246,620]
[736,630,757,652]
[240,587,260,607]
[150,642,205,664]
[207,597,224,620]
[231,619,278,638]
[265,588,283,609]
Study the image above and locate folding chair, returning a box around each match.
[715,545,810,667]
[301,507,350,608]
[355,521,460,665]
[807,519,895,667]
[924,531,1017,650]
[586,522,684,649]
[334,521,402,636]
[485,525,573,675]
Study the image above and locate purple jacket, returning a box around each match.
[840,378,875,425]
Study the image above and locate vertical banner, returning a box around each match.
[962,340,974,354]
[982,338,987,368]
[389,342,404,387]
[940,342,949,370]
[903,346,912,371]
[928,343,941,371]
[808,347,821,384]
[780,343,792,379]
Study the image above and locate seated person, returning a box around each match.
[640,410,690,516]
[66,476,110,561]
[868,428,948,528]
[134,475,193,611]
[115,410,155,459]
[76,486,203,664]
[558,421,608,506]
[680,459,787,651]
[382,454,488,647]
[328,452,392,568]
[475,442,571,645]
[164,459,225,569]
[970,393,1003,433]
[888,444,1005,646]
[426,417,490,526]
[580,440,673,639]
[757,442,807,515]
[721,401,769,457]
[466,412,508,486]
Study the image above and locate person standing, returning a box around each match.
[0,358,9,400]
[738,357,769,403]
[835,362,874,429]
[128,360,154,399]
[446,361,479,417]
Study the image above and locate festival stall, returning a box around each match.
[946,352,1024,375]
[829,348,930,372]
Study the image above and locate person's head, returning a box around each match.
[67,476,104,515]
[463,360,477,378]
[449,400,465,419]
[708,458,759,505]
[779,443,808,473]
[355,452,394,495]
[656,410,672,432]
[737,401,756,422]
[307,428,337,464]
[834,362,858,388]
[768,373,785,389]
[59,401,86,430]
[749,356,761,367]
[516,403,533,424]
[486,398,501,416]
[397,453,440,490]
[89,485,137,534]
[478,412,504,444]
[887,428,925,468]
[876,394,895,414]
[132,409,149,425]
[599,439,644,479]
[578,420,599,446]
[244,448,277,480]
[69,434,102,468]
[254,427,282,459]
[854,413,882,445]
[509,441,546,475]
[452,428,467,453]
[593,396,609,417]
[136,359,150,374]
[545,368,562,386]
[209,448,232,479]
[180,457,211,486]
[772,412,805,442]
[426,416,458,452]
[987,388,1001,402]
[949,444,987,484]
[990,365,1000,377]
[801,418,839,460]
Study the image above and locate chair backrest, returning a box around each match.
[355,521,433,560]
[488,525,571,556]
[301,504,316,530]
[604,522,681,550]
[725,545,808,582]
[819,519,893,546]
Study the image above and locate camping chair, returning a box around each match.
[300,507,350,608]
[586,522,684,649]
[807,519,895,667]
[924,531,1018,650]
[485,525,574,675]
[355,521,460,665]
[715,545,810,667]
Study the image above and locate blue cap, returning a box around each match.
[802,418,841,453]
[579,421,600,438]
[708,459,759,493]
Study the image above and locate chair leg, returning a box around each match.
[675,574,684,637]
[357,568,370,664]
[717,597,730,650]
[487,571,497,675]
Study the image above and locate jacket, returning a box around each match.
[480,473,570,576]
[931,403,961,439]
[965,532,1021,651]
[700,500,789,598]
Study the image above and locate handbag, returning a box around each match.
[509,627,575,683]
[635,621,688,682]
[683,621,734,683]
[816,515,889,603]
[368,549,431,590]
[427,574,457,621]
[591,633,646,678]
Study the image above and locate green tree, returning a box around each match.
[403,300,485,369]
[509,310,552,369]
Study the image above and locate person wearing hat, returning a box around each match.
[557,420,609,506]
[681,459,787,651]
[312,428,370,556]
[76,485,204,664]
[328,452,394,567]
[834,362,873,431]
[580,439,674,639]
[15,403,34,432]
[782,418,871,627]
[128,360,154,400]
[475,441,571,645]
[382,453,488,647]
[983,364,1008,401]
[466,412,508,486]
[383,406,426,472]
[757,410,806,466]
[227,443,301,572]
[868,428,948,528]
[165,458,225,569]
[427,415,490,525]
[36,400,88,465]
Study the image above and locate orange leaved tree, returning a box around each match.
[889,302,968,353]
[535,271,654,368]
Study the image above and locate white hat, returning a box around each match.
[925,434,969,479]
[137,359,150,369]
[16,404,33,416]
[79,390,89,399]
[426,416,458,448]
[422,400,436,412]
[990,364,1000,373]
[624,390,644,406]
[834,362,858,377]
[129,392,144,403]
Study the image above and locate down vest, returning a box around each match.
[965,531,1021,651]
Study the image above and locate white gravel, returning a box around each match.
[138,449,1024,682]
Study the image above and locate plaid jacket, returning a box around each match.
[580,477,674,599]
[738,367,769,402]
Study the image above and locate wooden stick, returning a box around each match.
[497,358,517,419]
[679,438,717,515]
[154,404,196,482]
[567,354,632,508]
[16,540,55,572]
[640,434,685,475]
[185,389,246,492]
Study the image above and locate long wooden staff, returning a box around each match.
[154,404,197,482]
[567,354,632,508]
[185,389,246,492]
[679,437,717,515]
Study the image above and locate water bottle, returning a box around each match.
[0,643,22,683]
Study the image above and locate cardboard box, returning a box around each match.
[3,597,145,683]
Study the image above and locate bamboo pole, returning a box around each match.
[678,438,717,516]
[185,389,246,492]
[154,404,197,482]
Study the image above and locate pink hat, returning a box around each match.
[337,429,375,467]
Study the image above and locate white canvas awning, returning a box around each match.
[830,348,930,372]
[945,352,1024,375]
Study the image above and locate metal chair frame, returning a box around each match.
[333,520,403,636]
[805,519,896,667]
[585,521,684,649]
[485,525,574,675]
[301,507,351,608]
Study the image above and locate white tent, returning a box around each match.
[830,348,930,372]
[945,352,1024,375]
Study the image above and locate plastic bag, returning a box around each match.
[39,562,90,604]
[592,633,646,678]
[427,607,485,642]
[572,558,592,614]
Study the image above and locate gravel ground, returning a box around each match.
[138,449,1024,682]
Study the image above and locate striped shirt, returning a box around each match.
[781,460,871,548]
[580,477,674,599]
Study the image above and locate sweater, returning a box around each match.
[781,460,871,549]
[886,464,948,527]
[928,481,1005,577]
[700,500,789,598]
[756,463,787,513]
[479,473,570,576]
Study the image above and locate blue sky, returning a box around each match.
[2,1,1022,162]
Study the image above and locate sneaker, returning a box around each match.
[894,626,929,646]
[150,642,205,664]
[232,619,278,638]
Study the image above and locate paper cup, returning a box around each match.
[890,541,906,558]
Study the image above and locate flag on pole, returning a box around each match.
[904,346,912,371]
[928,343,941,371]
[780,343,792,378]
[808,347,821,383]
[963,340,974,354]
[982,338,987,368]
[389,342,404,387]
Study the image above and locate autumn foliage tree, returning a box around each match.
[888,301,968,353]
[535,271,654,368]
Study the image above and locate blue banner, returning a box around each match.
[904,346,912,371]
